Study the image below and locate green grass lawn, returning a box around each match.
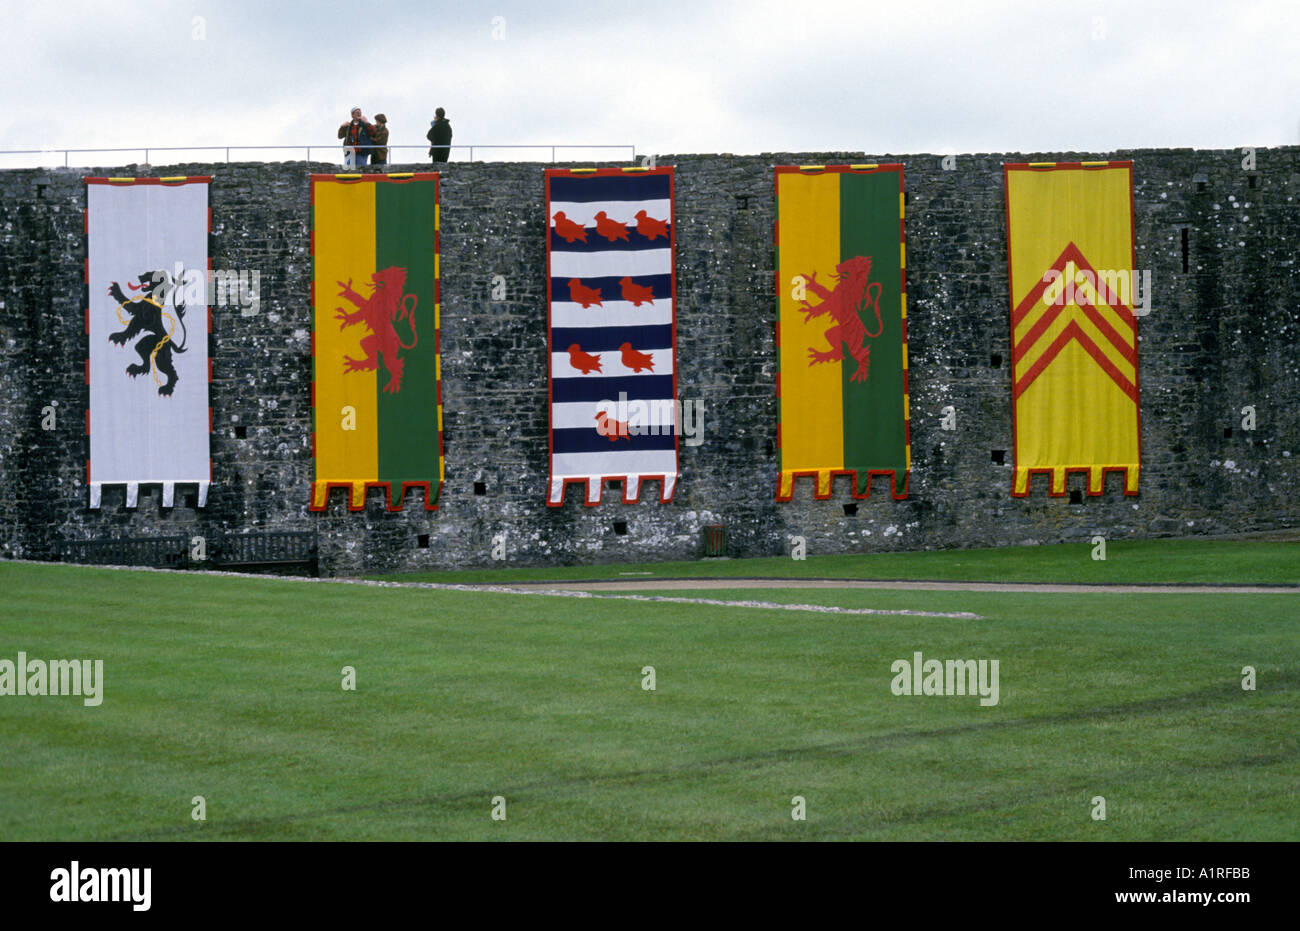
[371,538,1300,586]
[1,559,1295,841]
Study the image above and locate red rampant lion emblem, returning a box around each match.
[335,266,418,394]
[798,255,883,383]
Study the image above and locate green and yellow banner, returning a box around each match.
[775,164,909,500]
[1005,161,1140,497]
[310,173,442,511]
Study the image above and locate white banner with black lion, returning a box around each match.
[86,177,211,509]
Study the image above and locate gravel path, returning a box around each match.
[493,578,1300,595]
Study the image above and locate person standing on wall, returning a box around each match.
[427,108,452,164]
[338,107,375,167]
[370,114,390,166]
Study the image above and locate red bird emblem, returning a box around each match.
[594,211,630,242]
[619,277,655,306]
[567,343,602,374]
[620,342,655,373]
[594,411,630,440]
[634,210,669,240]
[567,278,603,308]
[552,211,587,243]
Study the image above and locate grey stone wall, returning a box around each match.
[0,148,1297,575]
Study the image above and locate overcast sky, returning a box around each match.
[6,0,1298,166]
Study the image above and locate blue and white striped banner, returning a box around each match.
[545,167,678,506]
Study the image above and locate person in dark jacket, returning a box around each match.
[370,114,390,165]
[427,108,452,164]
[338,107,374,167]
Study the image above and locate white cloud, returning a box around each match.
[2,0,1297,168]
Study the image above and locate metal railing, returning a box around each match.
[57,536,189,568]
[0,144,638,169]
[213,531,317,568]
[57,531,319,575]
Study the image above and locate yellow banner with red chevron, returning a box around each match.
[1004,161,1141,497]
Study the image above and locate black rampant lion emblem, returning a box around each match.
[107,269,190,397]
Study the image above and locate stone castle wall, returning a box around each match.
[1,147,1297,574]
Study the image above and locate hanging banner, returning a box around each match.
[310,172,442,511]
[1005,161,1140,496]
[545,166,678,506]
[85,176,212,508]
[775,164,910,500]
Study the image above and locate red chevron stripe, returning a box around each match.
[1012,242,1137,329]
[1013,319,1138,402]
[1014,299,1136,368]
